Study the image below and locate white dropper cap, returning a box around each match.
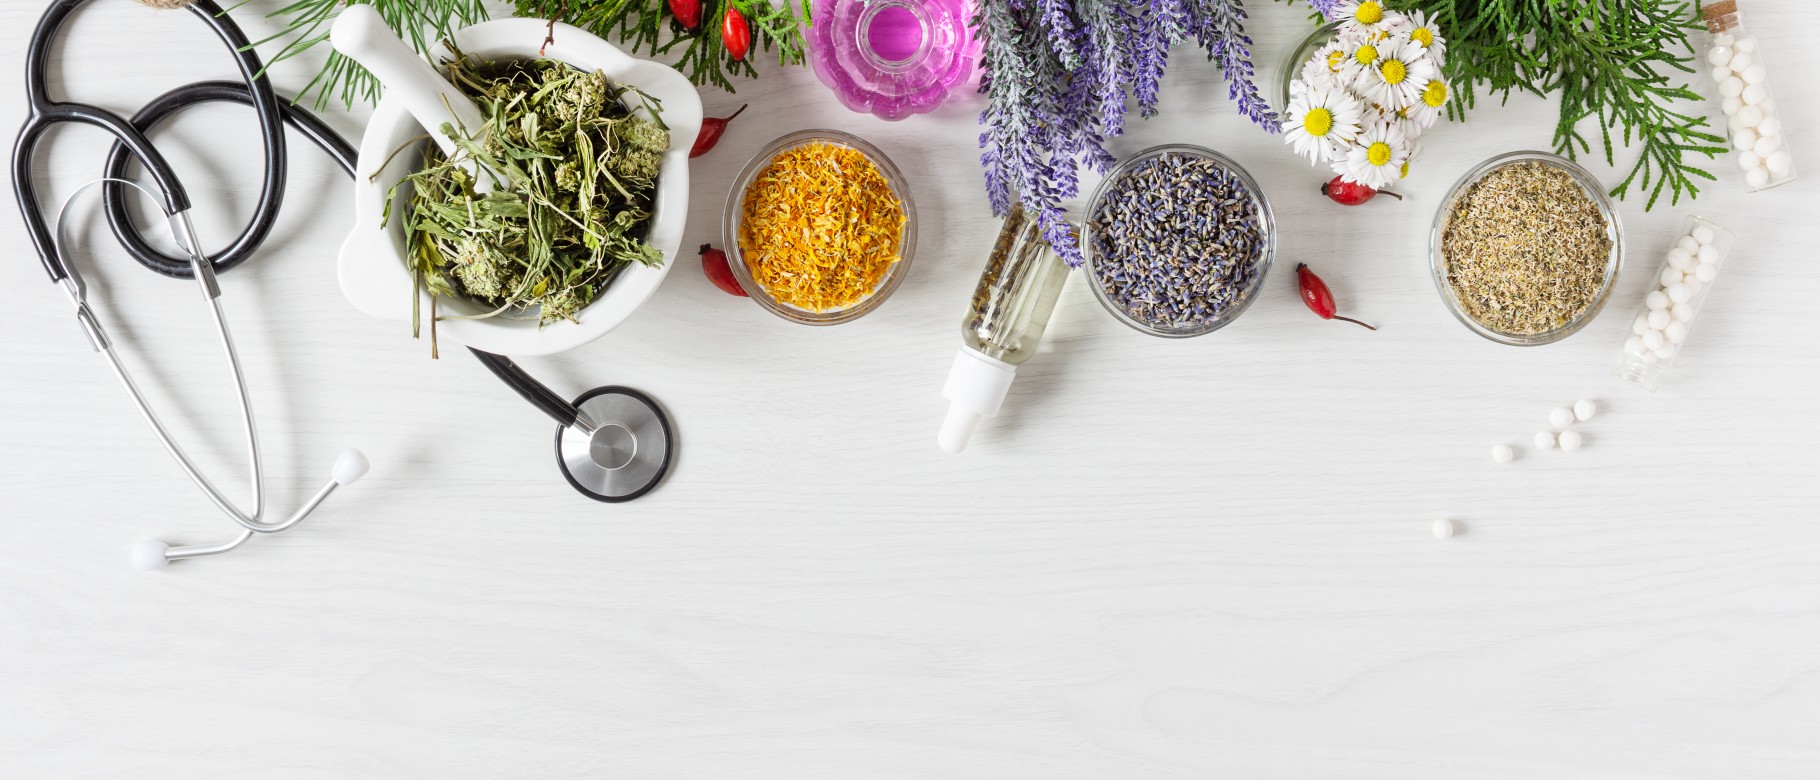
[938,347,1018,454]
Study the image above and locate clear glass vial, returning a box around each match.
[1615,215,1734,391]
[938,204,1071,453]
[1702,1,1795,191]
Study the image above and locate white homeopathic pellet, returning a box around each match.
[1491,444,1514,464]
[1558,430,1584,452]
[1535,431,1556,450]
[1548,407,1574,429]
[1432,517,1456,539]
[1692,225,1715,245]
[1573,399,1597,422]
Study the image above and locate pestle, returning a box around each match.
[331,4,491,189]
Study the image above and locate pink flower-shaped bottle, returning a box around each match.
[809,0,979,121]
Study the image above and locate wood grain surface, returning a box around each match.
[3,2,1817,777]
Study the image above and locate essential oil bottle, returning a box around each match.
[1702,0,1795,191]
[938,205,1071,453]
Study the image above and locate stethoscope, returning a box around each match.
[13,0,675,570]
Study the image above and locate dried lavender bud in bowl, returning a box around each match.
[1084,145,1275,338]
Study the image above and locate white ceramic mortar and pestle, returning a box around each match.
[333,5,701,356]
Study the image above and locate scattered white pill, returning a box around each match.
[1646,290,1670,310]
[1743,83,1768,105]
[1647,309,1671,330]
[1754,134,1781,158]
[1729,51,1752,71]
[1767,151,1792,176]
[1723,96,1744,115]
[1757,115,1781,137]
[1667,283,1692,304]
[1491,444,1514,464]
[1557,430,1583,452]
[1739,151,1762,171]
[1747,168,1771,188]
[1654,343,1678,360]
[1696,244,1719,264]
[1736,105,1764,127]
[1737,37,1757,54]
[1535,431,1556,450]
[1695,262,1718,282]
[1672,302,1695,322]
[1433,517,1456,539]
[1666,249,1693,271]
[1707,46,1733,66]
[1573,399,1597,422]
[1720,76,1744,97]
[1549,407,1575,429]
[1692,225,1715,245]
[1732,128,1758,151]
[1624,335,1646,355]
[1643,330,1665,350]
[1665,321,1689,344]
[1660,266,1683,286]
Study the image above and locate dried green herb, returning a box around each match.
[386,51,668,349]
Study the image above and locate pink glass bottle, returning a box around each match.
[808,0,979,121]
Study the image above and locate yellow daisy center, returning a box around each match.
[1422,80,1448,107]
[1380,59,1408,85]
[1355,44,1379,66]
[1327,50,1346,71]
[1367,142,1393,167]
[1354,1,1384,25]
[1412,27,1434,47]
[1399,161,1411,178]
[1303,107,1334,137]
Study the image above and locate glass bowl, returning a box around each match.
[1279,21,1344,109]
[1082,144,1276,338]
[1429,150,1625,346]
[722,129,916,325]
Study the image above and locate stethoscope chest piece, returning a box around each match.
[557,386,673,503]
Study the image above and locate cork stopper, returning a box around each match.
[1701,0,1739,33]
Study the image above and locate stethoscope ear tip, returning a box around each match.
[132,539,170,571]
[332,448,370,486]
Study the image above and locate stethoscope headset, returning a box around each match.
[14,0,675,570]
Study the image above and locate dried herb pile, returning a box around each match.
[391,53,668,340]
[1441,161,1612,337]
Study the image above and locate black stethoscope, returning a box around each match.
[14,0,674,567]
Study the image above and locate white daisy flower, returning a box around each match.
[1296,50,1345,95]
[1407,78,1449,128]
[1400,9,1448,66]
[1338,38,1387,88]
[1362,37,1437,110]
[1334,121,1410,190]
[1283,86,1364,165]
[1333,1,1394,36]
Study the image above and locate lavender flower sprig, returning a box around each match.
[975,0,1309,266]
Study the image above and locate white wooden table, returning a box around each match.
[4,2,1818,777]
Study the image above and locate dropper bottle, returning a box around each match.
[939,205,1071,453]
